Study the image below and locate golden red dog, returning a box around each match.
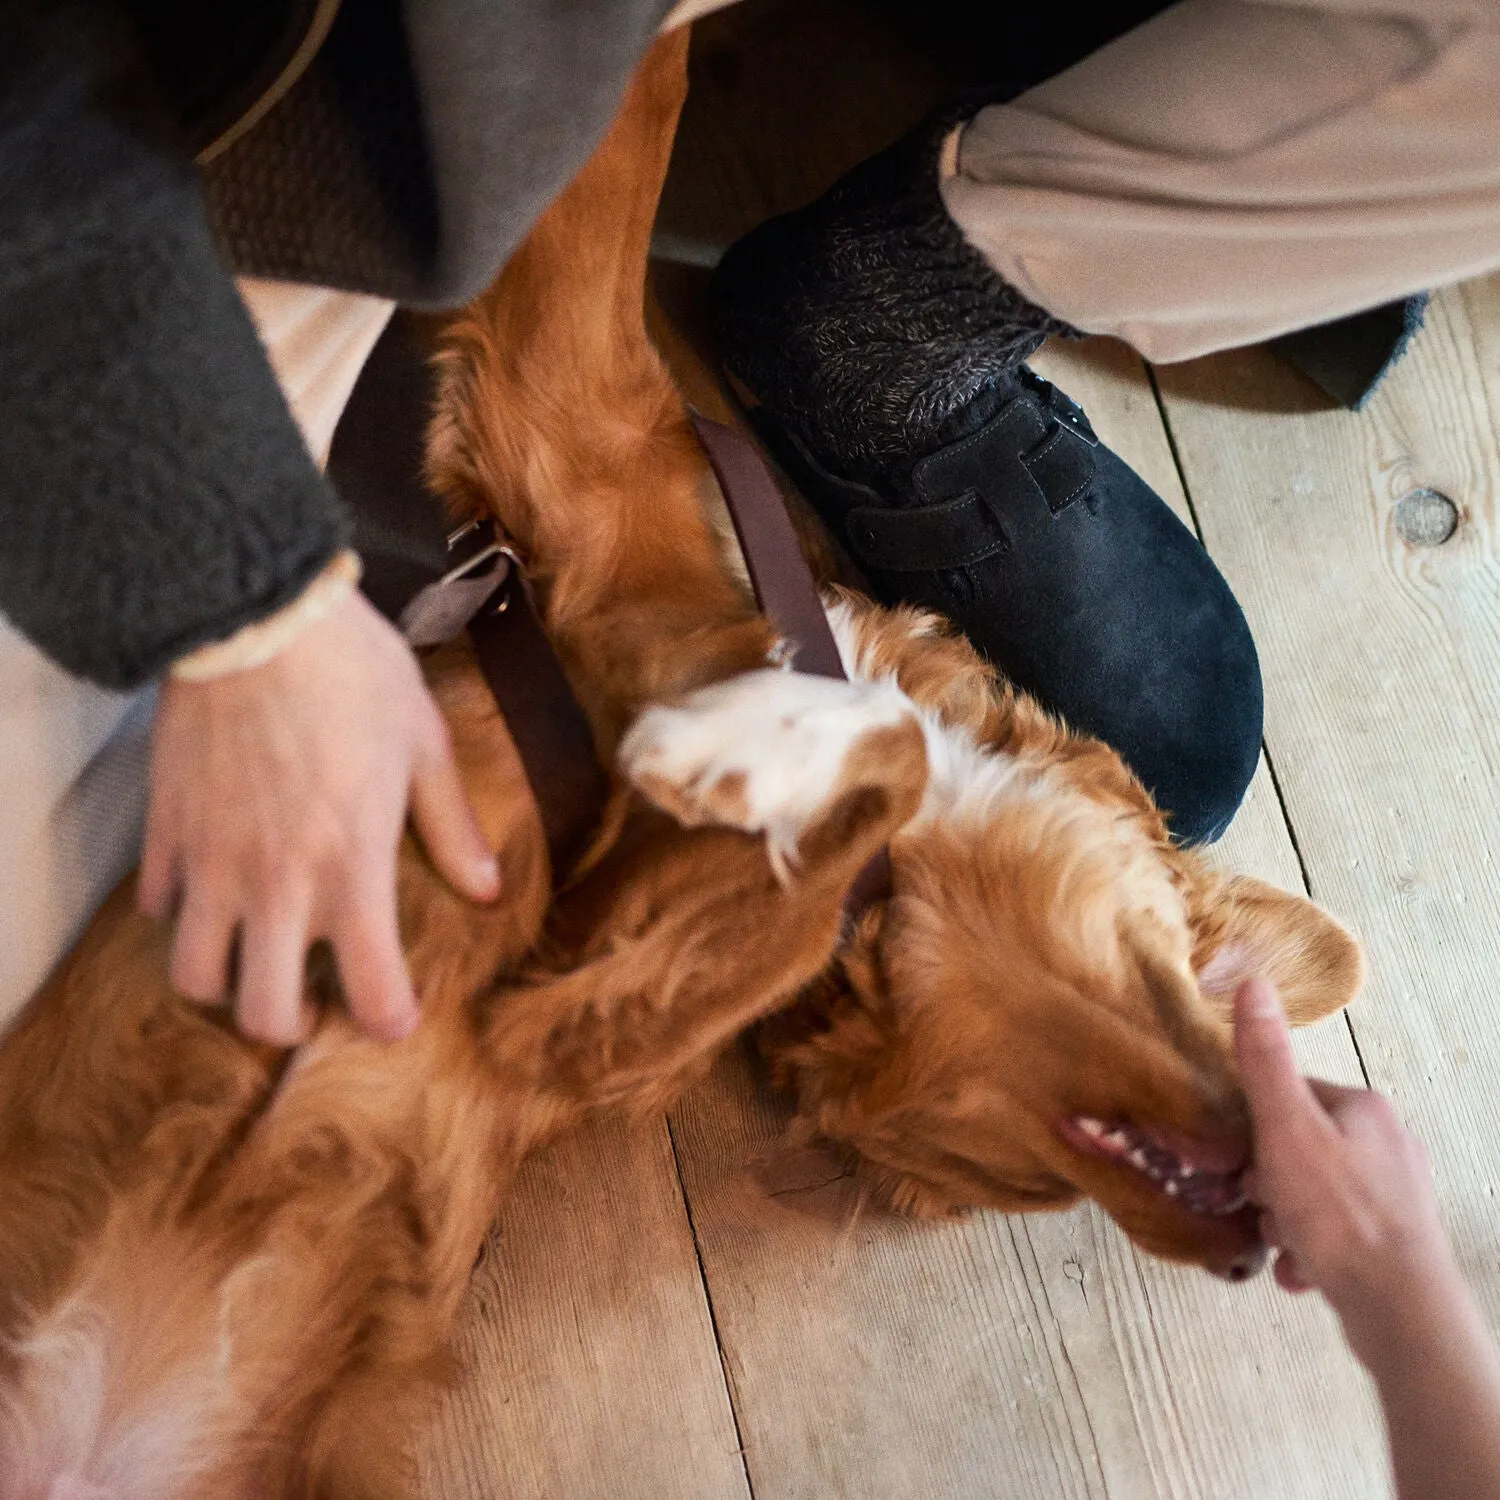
[0,31,1360,1498]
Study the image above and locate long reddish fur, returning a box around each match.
[0,30,1364,1498]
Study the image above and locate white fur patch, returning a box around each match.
[822,595,1188,939]
[821,593,1178,890]
[619,667,914,879]
[821,595,1049,831]
[909,717,1038,829]
[0,1282,248,1500]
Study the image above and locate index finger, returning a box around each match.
[1233,976,1319,1135]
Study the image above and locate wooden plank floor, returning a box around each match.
[411,6,1500,1494]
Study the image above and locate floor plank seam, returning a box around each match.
[664,1112,757,1496]
[1259,747,1315,902]
[1145,355,1379,1096]
[1260,745,1373,1085]
[1144,363,1206,544]
[1338,1009,1374,1091]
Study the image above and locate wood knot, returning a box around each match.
[1393,488,1459,547]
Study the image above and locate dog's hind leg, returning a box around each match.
[427,28,778,753]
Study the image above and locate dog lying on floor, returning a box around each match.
[0,30,1363,1500]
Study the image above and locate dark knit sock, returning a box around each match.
[710,103,1078,496]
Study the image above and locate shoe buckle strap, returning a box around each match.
[1021,415,1097,515]
[1040,382,1098,445]
[843,491,1009,573]
[913,389,1098,520]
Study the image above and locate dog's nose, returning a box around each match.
[1212,1242,1271,1283]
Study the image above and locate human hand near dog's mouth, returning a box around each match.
[1059,1111,1264,1281]
[1232,975,1456,1329]
[1235,976,1500,1498]
[138,589,502,1047]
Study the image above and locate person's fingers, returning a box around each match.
[1274,1249,1313,1294]
[169,884,237,1002]
[236,898,313,1047]
[409,724,501,903]
[137,811,180,921]
[1233,977,1316,1129]
[328,884,420,1041]
[1306,1076,1370,1116]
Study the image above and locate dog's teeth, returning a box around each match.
[1176,1163,1195,1180]
[1075,1117,1106,1137]
[1104,1129,1130,1149]
[1126,1148,1150,1171]
[1163,1179,1180,1197]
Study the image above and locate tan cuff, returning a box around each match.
[170,550,363,682]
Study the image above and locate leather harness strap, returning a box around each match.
[388,406,891,915]
[397,523,608,879]
[329,310,609,879]
[690,411,893,916]
[466,563,610,879]
[689,412,847,682]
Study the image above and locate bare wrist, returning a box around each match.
[1335,1248,1472,1372]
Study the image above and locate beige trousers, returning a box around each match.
[944,0,1500,361]
[7,0,1500,1027]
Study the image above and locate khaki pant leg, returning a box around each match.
[942,0,1500,362]
[0,282,393,1035]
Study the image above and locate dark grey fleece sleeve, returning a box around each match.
[0,1,347,689]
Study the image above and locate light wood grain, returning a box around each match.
[412,1113,749,1500]
[1155,276,1500,1317]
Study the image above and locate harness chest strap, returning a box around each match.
[331,309,608,880]
[399,526,608,879]
[688,411,893,916]
[397,416,892,916]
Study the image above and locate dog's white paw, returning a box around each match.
[619,669,915,879]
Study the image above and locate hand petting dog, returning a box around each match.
[139,588,502,1046]
[1235,976,1500,1500]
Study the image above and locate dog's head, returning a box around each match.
[765,614,1362,1279]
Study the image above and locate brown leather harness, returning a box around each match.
[689,413,893,914]
[391,412,891,910]
[398,524,608,878]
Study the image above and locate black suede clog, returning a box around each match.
[747,367,1263,844]
[710,103,1263,844]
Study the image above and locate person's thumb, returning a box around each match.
[409,721,502,904]
[1233,976,1314,1131]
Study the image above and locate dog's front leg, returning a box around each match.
[619,667,926,885]
[482,669,926,1116]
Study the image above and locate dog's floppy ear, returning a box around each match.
[1190,875,1364,1026]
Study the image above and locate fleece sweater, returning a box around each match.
[0,0,670,688]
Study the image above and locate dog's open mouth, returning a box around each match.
[1069,1116,1248,1217]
